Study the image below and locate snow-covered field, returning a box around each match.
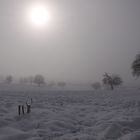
[0,86,140,140]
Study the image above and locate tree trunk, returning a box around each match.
[110,83,114,90]
[22,105,24,115]
[18,105,21,116]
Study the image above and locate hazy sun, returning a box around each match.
[27,3,51,28]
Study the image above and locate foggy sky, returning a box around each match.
[0,0,140,85]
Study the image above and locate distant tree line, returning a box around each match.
[19,75,67,87]
[0,52,139,90]
[0,74,67,88]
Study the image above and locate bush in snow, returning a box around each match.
[5,75,13,84]
[91,82,101,90]
[57,81,66,87]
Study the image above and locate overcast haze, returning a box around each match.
[0,0,139,85]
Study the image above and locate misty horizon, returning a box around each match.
[0,0,140,86]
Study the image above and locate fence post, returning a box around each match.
[18,105,21,116]
[22,105,25,115]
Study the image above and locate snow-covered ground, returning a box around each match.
[0,86,140,140]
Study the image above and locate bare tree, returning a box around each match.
[5,75,13,84]
[34,74,45,86]
[102,73,123,90]
[91,82,101,90]
[131,53,140,78]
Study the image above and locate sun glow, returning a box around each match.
[27,3,51,28]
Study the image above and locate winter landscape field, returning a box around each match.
[0,85,140,140]
[0,0,140,140]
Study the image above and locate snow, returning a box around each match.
[0,85,140,140]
